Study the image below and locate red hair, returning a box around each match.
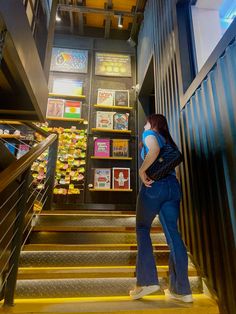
[147,114,177,147]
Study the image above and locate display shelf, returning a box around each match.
[0,121,22,125]
[91,128,131,134]
[94,105,133,110]
[49,93,86,100]
[46,117,85,122]
[91,156,132,160]
[0,134,21,139]
[89,188,133,192]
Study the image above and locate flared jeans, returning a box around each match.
[136,175,191,295]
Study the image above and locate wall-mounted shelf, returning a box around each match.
[0,121,22,125]
[49,93,86,100]
[94,105,133,110]
[89,188,133,192]
[46,117,85,122]
[91,128,131,134]
[0,134,21,139]
[91,156,132,160]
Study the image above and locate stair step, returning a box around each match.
[17,265,198,280]
[41,210,136,215]
[15,277,203,299]
[23,243,169,251]
[19,250,170,267]
[0,295,219,314]
[29,232,167,245]
[34,215,159,227]
[32,226,162,232]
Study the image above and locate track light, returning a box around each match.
[118,15,123,28]
[56,10,61,22]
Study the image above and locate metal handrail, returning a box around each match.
[0,122,58,306]
[0,133,57,193]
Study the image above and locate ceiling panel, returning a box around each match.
[57,0,145,39]
[112,0,137,11]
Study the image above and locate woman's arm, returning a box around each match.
[139,135,160,187]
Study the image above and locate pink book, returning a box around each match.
[94,139,110,157]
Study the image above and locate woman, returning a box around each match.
[129,114,192,302]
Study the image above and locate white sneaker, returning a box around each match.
[129,285,160,300]
[165,289,193,303]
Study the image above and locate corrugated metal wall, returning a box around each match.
[137,0,154,87]
[138,0,180,144]
[180,39,236,314]
[137,1,236,313]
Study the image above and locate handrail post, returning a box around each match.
[3,168,31,307]
[43,134,58,211]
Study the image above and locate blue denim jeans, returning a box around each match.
[136,175,191,295]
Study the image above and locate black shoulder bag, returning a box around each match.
[144,142,183,181]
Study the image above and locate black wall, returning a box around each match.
[52,34,137,210]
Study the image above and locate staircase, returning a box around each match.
[4,211,219,313]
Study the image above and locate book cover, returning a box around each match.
[94,168,111,189]
[94,138,110,157]
[64,100,82,119]
[17,144,30,159]
[114,90,129,107]
[97,89,114,106]
[46,98,64,118]
[96,111,114,129]
[112,168,130,190]
[52,79,83,96]
[112,139,129,157]
[113,113,129,130]
[5,143,16,155]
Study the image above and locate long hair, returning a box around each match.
[147,114,177,148]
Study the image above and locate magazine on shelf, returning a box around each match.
[94,168,111,189]
[52,78,83,96]
[97,89,114,106]
[114,90,129,107]
[112,139,129,157]
[17,145,30,159]
[64,100,82,119]
[5,143,16,155]
[112,167,130,190]
[94,138,110,157]
[46,98,64,118]
[113,113,129,130]
[96,111,114,129]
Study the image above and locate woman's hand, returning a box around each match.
[139,169,154,187]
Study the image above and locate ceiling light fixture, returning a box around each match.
[118,15,124,28]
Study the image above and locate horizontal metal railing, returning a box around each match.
[0,122,58,306]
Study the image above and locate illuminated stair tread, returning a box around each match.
[19,250,171,267]
[18,265,197,279]
[23,243,169,251]
[29,231,167,244]
[15,277,203,298]
[0,294,219,314]
[32,226,162,232]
